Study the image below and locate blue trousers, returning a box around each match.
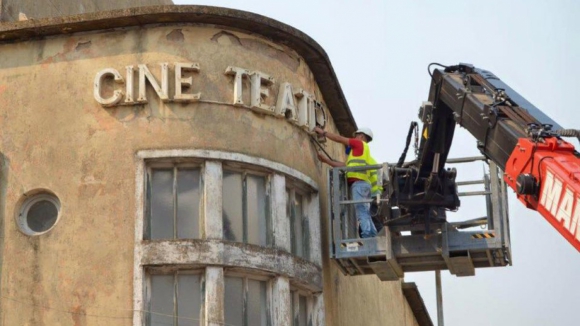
[351,181,377,238]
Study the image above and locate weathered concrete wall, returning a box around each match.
[0,0,173,22]
[327,272,420,326]
[0,6,422,325]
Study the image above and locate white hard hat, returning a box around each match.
[355,127,373,142]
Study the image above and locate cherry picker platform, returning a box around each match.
[328,156,512,281]
[328,62,580,281]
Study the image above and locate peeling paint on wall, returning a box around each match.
[166,29,184,42]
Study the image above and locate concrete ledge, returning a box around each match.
[0,5,356,136]
[402,282,434,326]
[141,239,323,291]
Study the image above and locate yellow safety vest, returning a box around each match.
[346,141,371,183]
[368,157,383,196]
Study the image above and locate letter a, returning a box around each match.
[275,82,298,122]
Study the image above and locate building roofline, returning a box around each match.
[402,282,435,326]
[0,5,357,135]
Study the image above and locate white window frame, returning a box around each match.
[224,271,273,326]
[143,268,205,326]
[286,186,310,259]
[146,162,203,240]
[17,192,61,236]
[134,149,322,326]
[221,167,272,246]
[290,288,312,326]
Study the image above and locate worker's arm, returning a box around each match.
[317,152,345,167]
[313,126,350,146]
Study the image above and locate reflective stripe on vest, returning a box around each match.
[346,141,370,183]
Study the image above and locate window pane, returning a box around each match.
[293,193,304,257]
[287,190,295,253]
[248,279,268,326]
[298,295,308,326]
[225,276,244,326]
[151,169,174,240]
[150,275,174,326]
[301,196,310,260]
[247,175,268,246]
[286,189,291,221]
[223,171,243,242]
[291,291,296,326]
[177,274,202,326]
[177,169,201,239]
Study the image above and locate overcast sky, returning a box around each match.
[174,1,580,325]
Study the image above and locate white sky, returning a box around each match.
[175,1,580,325]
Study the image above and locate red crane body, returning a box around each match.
[505,138,580,251]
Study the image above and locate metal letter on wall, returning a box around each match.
[294,89,316,131]
[138,63,169,103]
[94,68,124,107]
[175,62,201,102]
[225,66,251,106]
[125,66,135,104]
[276,82,298,123]
[249,71,275,114]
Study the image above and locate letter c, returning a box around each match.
[94,68,124,107]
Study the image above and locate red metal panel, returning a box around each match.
[505,137,580,252]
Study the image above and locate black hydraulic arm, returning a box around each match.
[426,63,563,170]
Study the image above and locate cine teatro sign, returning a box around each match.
[93,62,327,131]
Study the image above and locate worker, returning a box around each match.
[313,126,377,238]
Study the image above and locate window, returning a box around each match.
[136,151,323,326]
[146,271,203,326]
[224,275,270,326]
[17,192,61,236]
[147,165,201,240]
[291,290,309,326]
[222,170,271,246]
[287,187,309,259]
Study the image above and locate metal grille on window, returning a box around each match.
[287,188,310,259]
[222,170,271,246]
[225,275,270,326]
[146,271,203,326]
[147,166,201,240]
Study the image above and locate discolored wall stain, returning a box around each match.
[211,30,300,71]
[75,41,92,51]
[240,38,300,72]
[166,29,184,42]
[211,30,243,46]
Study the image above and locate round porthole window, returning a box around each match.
[17,193,61,236]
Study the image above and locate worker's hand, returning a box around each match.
[317,152,326,162]
[313,126,324,135]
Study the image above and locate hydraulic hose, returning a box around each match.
[556,129,580,143]
[397,121,419,167]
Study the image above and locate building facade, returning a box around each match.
[0,5,426,326]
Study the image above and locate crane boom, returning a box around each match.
[428,63,580,251]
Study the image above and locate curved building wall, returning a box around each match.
[0,6,420,326]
